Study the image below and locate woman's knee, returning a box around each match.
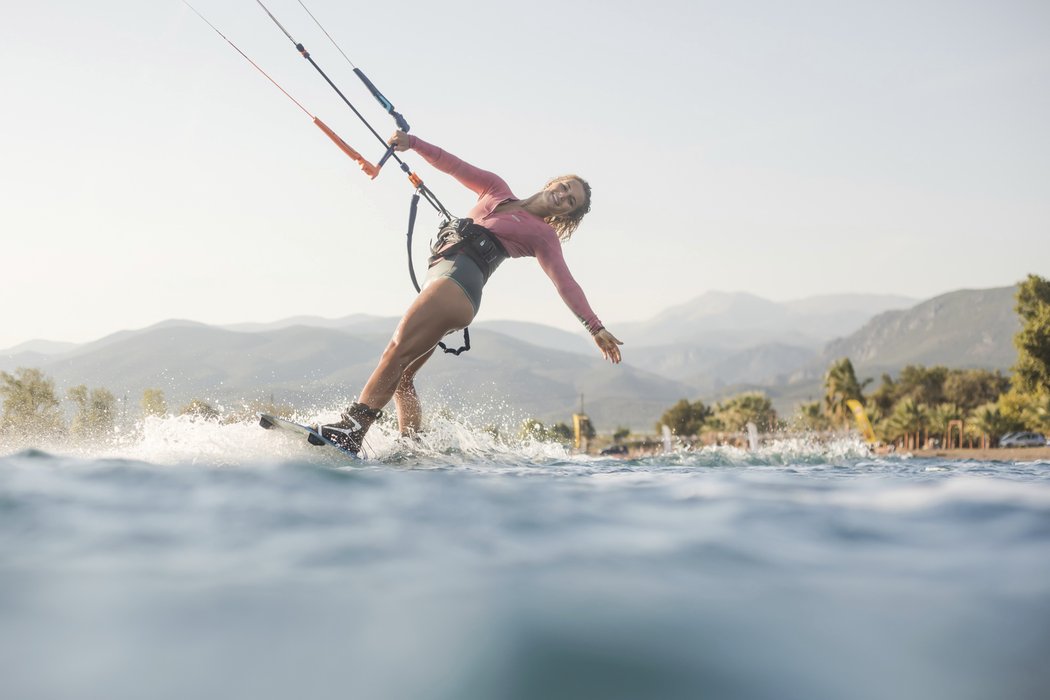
[381,336,433,376]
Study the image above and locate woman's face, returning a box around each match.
[544,178,586,216]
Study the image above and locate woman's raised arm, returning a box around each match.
[388,131,508,199]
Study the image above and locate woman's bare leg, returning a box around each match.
[394,348,435,435]
[357,278,475,412]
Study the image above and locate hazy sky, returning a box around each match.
[2,0,1048,349]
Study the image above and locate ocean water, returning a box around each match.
[1,416,1048,700]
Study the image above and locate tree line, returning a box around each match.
[657,392,778,438]
[0,370,277,447]
[658,274,1050,446]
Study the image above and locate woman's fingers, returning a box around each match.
[594,329,623,364]
[388,130,410,151]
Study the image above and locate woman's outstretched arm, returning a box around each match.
[534,240,623,364]
[388,130,509,199]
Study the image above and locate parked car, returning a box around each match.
[999,432,1047,448]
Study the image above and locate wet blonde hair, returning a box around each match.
[544,175,592,241]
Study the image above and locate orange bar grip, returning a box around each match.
[408,172,422,188]
[313,117,379,179]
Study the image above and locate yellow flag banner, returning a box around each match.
[846,400,878,444]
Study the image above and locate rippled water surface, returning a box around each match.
[1,419,1048,700]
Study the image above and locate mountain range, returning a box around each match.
[0,287,1021,431]
[818,286,1019,374]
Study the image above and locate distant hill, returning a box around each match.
[818,286,1019,375]
[782,293,917,317]
[618,292,807,347]
[415,330,686,428]
[621,345,737,382]
[472,320,593,356]
[781,293,918,341]
[223,314,393,334]
[0,287,1023,431]
[0,339,77,356]
[36,324,381,406]
[617,291,914,349]
[7,323,685,431]
[692,343,819,390]
[620,341,818,395]
[605,291,910,394]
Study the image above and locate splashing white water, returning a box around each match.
[0,406,879,469]
[0,403,574,467]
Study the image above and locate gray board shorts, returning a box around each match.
[425,254,485,314]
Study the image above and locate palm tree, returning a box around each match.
[927,403,963,443]
[970,403,1023,447]
[824,358,870,429]
[963,421,985,448]
[887,398,928,449]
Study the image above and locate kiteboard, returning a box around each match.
[258,413,360,459]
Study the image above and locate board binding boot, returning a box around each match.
[311,403,383,455]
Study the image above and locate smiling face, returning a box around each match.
[544,178,587,217]
[539,174,592,241]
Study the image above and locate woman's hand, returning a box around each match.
[388,130,411,152]
[593,328,623,364]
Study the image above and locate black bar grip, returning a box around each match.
[377,144,397,170]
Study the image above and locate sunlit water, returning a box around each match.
[1,415,1048,700]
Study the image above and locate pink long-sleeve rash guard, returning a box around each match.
[409,135,603,334]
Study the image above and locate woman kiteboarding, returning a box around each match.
[316,131,624,454]
[185,2,622,456]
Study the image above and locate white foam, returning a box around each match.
[0,405,574,468]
